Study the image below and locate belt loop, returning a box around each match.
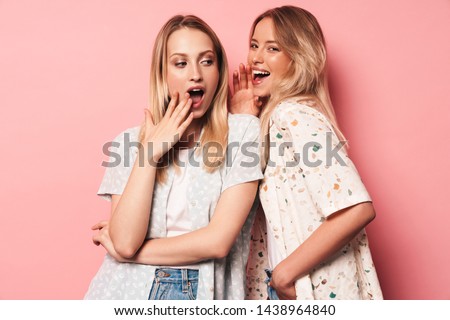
[182,269,188,293]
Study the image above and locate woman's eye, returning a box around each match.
[175,61,187,67]
[268,47,280,52]
[250,43,258,49]
[201,59,214,66]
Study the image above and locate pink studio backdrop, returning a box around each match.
[1,0,449,299]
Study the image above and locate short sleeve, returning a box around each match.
[222,114,264,192]
[97,126,140,201]
[276,102,371,217]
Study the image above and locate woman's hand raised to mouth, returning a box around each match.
[141,92,194,164]
[230,63,262,117]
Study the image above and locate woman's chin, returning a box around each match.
[190,108,207,120]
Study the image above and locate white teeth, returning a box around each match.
[253,70,270,76]
[190,89,203,92]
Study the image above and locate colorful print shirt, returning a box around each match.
[247,100,383,300]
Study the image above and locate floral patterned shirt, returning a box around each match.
[85,114,263,299]
[247,100,383,300]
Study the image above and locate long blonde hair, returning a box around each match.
[251,6,346,167]
[143,15,229,182]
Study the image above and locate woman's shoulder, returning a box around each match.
[110,125,141,143]
[227,113,260,144]
[227,113,260,127]
[272,99,331,130]
[274,98,324,119]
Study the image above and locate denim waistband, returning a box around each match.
[264,268,279,300]
[154,268,199,282]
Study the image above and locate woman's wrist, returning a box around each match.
[139,144,162,167]
[273,261,297,289]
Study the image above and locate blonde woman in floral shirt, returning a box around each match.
[231,6,383,300]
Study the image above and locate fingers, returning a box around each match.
[145,92,178,131]
[165,92,179,118]
[144,108,154,129]
[232,63,253,95]
[239,64,248,90]
[233,70,239,95]
[177,112,194,136]
[274,285,296,300]
[176,97,192,124]
[171,93,190,120]
[92,220,108,245]
[254,96,262,108]
[245,64,253,89]
[92,234,101,246]
[91,220,108,230]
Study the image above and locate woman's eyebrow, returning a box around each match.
[199,50,215,56]
[251,38,277,45]
[169,52,187,58]
[169,50,215,59]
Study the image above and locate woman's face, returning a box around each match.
[247,17,291,98]
[166,28,219,119]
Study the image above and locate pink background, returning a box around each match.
[1,0,449,299]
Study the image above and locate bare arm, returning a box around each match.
[107,151,158,258]
[108,93,193,258]
[129,180,258,264]
[270,202,376,299]
[93,181,258,265]
[93,113,261,264]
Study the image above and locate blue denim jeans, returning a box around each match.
[148,268,198,300]
[264,269,280,300]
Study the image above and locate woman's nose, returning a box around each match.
[250,49,263,64]
[190,66,203,82]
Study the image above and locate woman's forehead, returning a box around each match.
[167,28,215,56]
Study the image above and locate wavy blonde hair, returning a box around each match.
[142,15,229,182]
[251,6,346,167]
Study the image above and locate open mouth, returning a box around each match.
[253,70,270,84]
[188,88,204,107]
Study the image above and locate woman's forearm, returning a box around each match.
[130,227,224,265]
[273,202,375,289]
[109,146,159,258]
[109,95,194,258]
[127,181,258,265]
